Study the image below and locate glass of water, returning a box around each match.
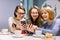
[35,28,42,36]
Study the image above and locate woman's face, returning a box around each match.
[31,8,39,20]
[42,10,49,21]
[16,9,25,19]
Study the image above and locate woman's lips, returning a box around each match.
[43,16,47,18]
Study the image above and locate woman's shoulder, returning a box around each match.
[9,17,14,19]
[21,18,26,21]
[55,18,60,22]
[26,18,30,21]
[8,17,14,21]
[26,18,32,24]
[42,21,47,25]
[54,18,60,24]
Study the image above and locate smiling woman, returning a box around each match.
[8,5,26,33]
[27,6,42,27]
[41,7,60,36]
[26,6,42,35]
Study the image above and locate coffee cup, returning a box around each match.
[35,29,42,36]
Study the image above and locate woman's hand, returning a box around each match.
[12,23,17,31]
[19,23,27,30]
[27,24,35,32]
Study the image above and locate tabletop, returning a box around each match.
[0,32,60,40]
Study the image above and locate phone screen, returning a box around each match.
[21,21,26,24]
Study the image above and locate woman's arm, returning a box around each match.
[41,19,60,36]
[8,17,17,32]
[41,26,59,36]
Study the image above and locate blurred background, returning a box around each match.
[0,0,60,31]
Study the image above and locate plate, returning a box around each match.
[45,36,56,40]
[33,34,45,38]
[12,34,24,38]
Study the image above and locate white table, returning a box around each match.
[0,34,60,40]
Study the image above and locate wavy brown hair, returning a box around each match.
[14,5,25,17]
[28,6,42,27]
[41,7,55,20]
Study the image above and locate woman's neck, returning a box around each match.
[33,19,36,21]
[14,17,20,21]
[47,19,54,25]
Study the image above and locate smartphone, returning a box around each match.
[21,21,26,24]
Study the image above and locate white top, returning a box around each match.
[8,17,26,32]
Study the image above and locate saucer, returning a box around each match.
[12,34,24,38]
[0,32,11,35]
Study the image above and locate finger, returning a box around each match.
[30,24,33,28]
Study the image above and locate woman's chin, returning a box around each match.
[43,18,48,21]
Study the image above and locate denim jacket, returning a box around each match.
[41,19,60,36]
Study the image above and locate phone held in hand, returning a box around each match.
[21,21,26,24]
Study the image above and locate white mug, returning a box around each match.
[1,29,8,34]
